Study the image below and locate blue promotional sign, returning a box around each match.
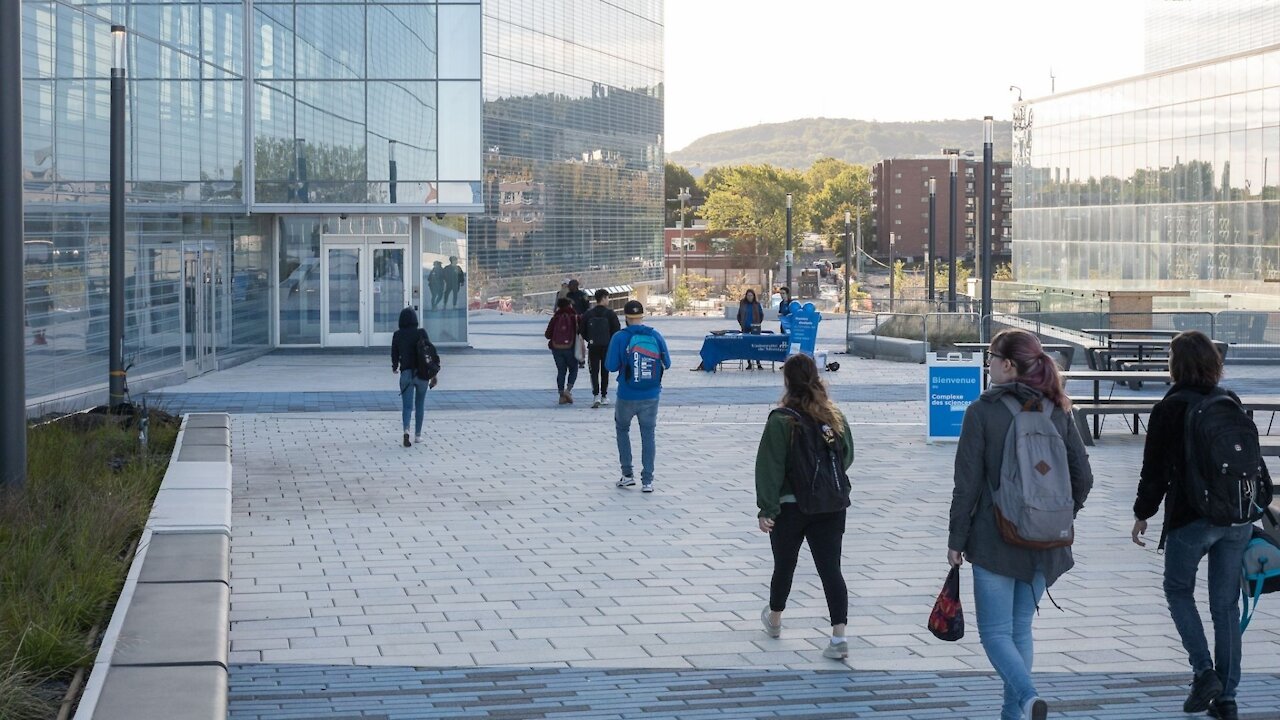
[926,352,983,443]
[786,301,821,358]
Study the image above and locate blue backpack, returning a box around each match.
[1241,509,1280,633]
[623,326,663,392]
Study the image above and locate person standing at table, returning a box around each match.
[777,286,793,334]
[737,289,765,369]
[605,300,671,492]
[581,288,621,408]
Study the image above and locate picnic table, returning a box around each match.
[1062,370,1171,442]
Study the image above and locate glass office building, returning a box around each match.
[472,0,664,296]
[1144,0,1280,73]
[19,0,662,410]
[1012,45,1280,303]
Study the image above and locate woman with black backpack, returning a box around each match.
[755,353,854,660]
[1131,330,1273,720]
[391,307,438,448]
[947,329,1093,720]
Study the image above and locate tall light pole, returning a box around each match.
[981,116,994,340]
[889,232,897,312]
[388,139,397,204]
[2,0,27,488]
[678,186,691,281]
[855,203,862,280]
[843,210,852,313]
[784,192,793,291]
[948,151,958,312]
[927,176,936,303]
[109,25,128,411]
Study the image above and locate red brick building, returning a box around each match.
[662,223,772,290]
[871,155,1013,264]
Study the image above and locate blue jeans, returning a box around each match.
[972,565,1046,720]
[399,370,428,435]
[1163,519,1252,700]
[615,397,658,484]
[552,348,578,392]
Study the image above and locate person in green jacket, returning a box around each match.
[755,353,855,660]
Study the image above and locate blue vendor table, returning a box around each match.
[699,333,790,371]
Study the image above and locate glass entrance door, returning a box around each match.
[183,243,226,377]
[321,237,410,346]
[323,244,364,346]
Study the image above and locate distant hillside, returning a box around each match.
[669,118,1013,173]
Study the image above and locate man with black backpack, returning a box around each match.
[605,300,671,492]
[580,289,621,408]
[1132,331,1274,720]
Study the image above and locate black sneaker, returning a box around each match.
[1208,699,1238,720]
[1184,669,1223,713]
[403,432,411,448]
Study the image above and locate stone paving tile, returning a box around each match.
[219,315,1280,718]
[228,665,1280,719]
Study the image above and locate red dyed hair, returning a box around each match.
[989,329,1070,410]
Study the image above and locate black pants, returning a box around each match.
[587,344,610,397]
[769,503,848,626]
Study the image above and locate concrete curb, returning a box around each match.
[75,413,233,720]
[848,333,927,363]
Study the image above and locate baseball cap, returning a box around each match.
[623,300,645,318]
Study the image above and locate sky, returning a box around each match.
[664,0,1147,151]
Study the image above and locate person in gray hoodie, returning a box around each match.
[947,329,1094,720]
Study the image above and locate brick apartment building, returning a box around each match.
[870,155,1013,264]
[662,223,772,290]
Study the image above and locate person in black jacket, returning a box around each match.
[391,307,437,447]
[737,289,765,369]
[580,289,621,408]
[1131,330,1265,720]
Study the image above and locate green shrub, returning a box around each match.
[0,411,178,717]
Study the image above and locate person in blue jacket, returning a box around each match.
[737,289,765,369]
[605,300,672,493]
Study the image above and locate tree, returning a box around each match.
[664,162,704,227]
[806,163,872,256]
[700,164,809,264]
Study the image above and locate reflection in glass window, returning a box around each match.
[438,4,480,80]
[439,81,481,181]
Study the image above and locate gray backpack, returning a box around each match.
[990,394,1075,549]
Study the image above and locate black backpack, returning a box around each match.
[771,407,851,515]
[1180,388,1273,526]
[586,308,614,347]
[415,330,441,381]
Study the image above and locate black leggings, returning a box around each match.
[587,344,610,397]
[769,503,848,626]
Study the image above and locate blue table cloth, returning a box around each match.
[699,333,789,371]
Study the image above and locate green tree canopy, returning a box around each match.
[700,164,809,263]
[806,163,872,255]
[664,162,705,227]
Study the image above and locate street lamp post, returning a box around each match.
[2,0,27,488]
[388,139,397,204]
[927,177,936,303]
[889,232,896,312]
[784,192,793,292]
[678,186,691,282]
[843,210,852,312]
[980,116,994,340]
[948,152,958,312]
[855,204,862,280]
[109,25,127,411]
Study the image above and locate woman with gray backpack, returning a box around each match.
[755,354,855,660]
[1131,330,1274,720]
[947,329,1094,720]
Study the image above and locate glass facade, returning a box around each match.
[1012,46,1280,299]
[1144,0,1280,73]
[472,0,665,296]
[251,0,482,207]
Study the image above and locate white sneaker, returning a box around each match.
[414,435,423,444]
[591,396,601,408]
[822,639,848,660]
[599,396,609,407]
[616,474,636,488]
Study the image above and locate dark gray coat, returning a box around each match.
[947,383,1094,586]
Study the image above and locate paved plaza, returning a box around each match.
[149,313,1280,719]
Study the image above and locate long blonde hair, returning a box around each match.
[780,354,843,430]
